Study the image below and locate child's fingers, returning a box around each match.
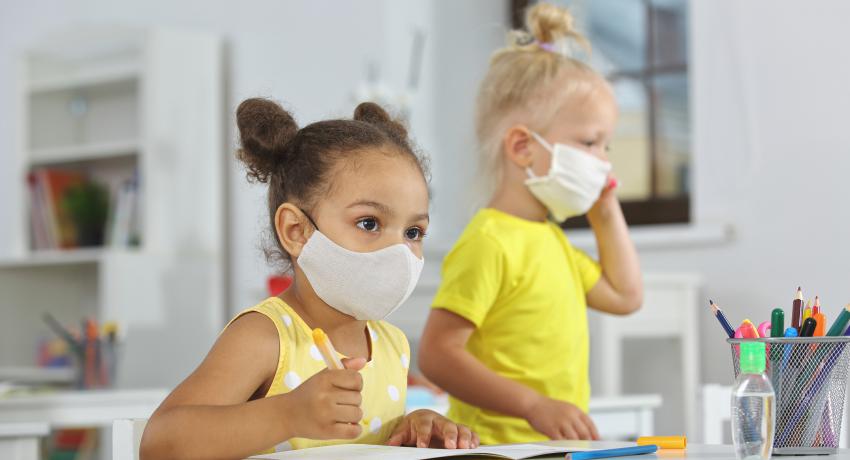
[386,429,407,446]
[414,416,435,448]
[456,424,473,449]
[331,422,362,439]
[330,369,363,391]
[471,431,480,449]
[334,388,362,407]
[341,357,367,371]
[560,425,579,440]
[334,405,363,424]
[581,413,600,440]
[435,418,459,449]
[571,416,592,440]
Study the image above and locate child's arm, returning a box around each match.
[140,313,364,459]
[585,185,643,315]
[419,309,599,441]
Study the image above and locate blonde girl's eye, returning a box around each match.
[356,217,380,233]
[405,226,426,241]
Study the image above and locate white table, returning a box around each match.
[250,440,845,459]
[0,423,49,460]
[407,393,662,440]
[538,440,850,459]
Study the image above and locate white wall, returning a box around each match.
[646,0,850,385]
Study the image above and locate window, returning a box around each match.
[511,0,691,227]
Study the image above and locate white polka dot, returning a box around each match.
[281,314,292,327]
[387,385,400,401]
[400,354,409,369]
[284,371,301,389]
[370,328,378,341]
[370,417,382,433]
[309,345,323,361]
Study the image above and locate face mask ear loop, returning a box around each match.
[529,131,554,153]
[527,131,555,180]
[299,208,320,232]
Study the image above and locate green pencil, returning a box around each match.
[827,304,850,336]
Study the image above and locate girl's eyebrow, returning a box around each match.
[347,200,429,222]
[347,200,393,216]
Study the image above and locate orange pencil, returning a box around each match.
[312,328,343,370]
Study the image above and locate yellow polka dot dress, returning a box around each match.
[226,297,410,453]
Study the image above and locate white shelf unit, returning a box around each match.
[29,139,139,166]
[2,26,226,395]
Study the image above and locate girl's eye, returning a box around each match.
[356,218,380,232]
[583,141,596,148]
[405,227,426,241]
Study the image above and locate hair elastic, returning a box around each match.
[538,41,557,53]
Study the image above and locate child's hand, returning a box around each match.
[387,409,479,449]
[525,395,600,441]
[284,357,367,440]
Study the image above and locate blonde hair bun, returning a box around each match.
[520,2,589,53]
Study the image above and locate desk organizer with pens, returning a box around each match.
[729,337,850,455]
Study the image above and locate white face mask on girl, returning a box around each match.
[524,132,613,221]
[296,217,424,321]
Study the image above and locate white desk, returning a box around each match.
[407,393,662,440]
[250,441,845,459]
[0,423,49,460]
[538,440,850,459]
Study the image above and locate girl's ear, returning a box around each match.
[274,203,315,259]
[503,125,535,169]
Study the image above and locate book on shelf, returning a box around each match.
[106,175,140,248]
[27,169,85,250]
[27,167,140,251]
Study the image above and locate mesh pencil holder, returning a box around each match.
[728,337,850,455]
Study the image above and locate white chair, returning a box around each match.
[0,422,49,460]
[591,273,702,437]
[113,419,147,460]
[701,384,731,444]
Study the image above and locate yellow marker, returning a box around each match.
[312,328,343,370]
[803,302,812,322]
[637,436,687,450]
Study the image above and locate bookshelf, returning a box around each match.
[1,26,226,392]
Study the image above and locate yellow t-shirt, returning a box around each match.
[432,208,601,445]
[227,297,410,453]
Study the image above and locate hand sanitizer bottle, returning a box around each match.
[731,341,775,459]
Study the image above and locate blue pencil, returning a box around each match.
[566,445,658,460]
[710,300,736,338]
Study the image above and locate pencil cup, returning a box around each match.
[728,337,850,455]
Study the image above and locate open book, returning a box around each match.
[249,443,597,460]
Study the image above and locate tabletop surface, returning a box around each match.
[537,441,850,460]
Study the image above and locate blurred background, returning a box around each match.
[2,0,850,458]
